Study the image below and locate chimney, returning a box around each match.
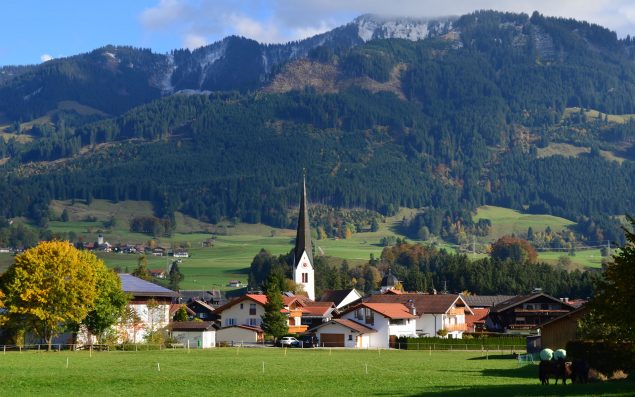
[407,299,416,316]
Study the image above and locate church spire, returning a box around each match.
[293,173,315,300]
[294,173,313,267]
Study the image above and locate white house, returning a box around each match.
[365,293,473,339]
[216,325,264,345]
[118,274,178,343]
[170,321,217,348]
[319,289,363,310]
[310,319,376,348]
[339,302,418,348]
[214,293,310,334]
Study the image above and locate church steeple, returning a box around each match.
[293,174,315,300]
[294,175,313,267]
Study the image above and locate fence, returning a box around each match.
[0,343,187,352]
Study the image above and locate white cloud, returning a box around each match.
[140,0,190,31]
[183,34,207,50]
[139,0,635,48]
[40,54,54,62]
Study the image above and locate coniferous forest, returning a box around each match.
[0,10,634,246]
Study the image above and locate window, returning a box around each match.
[302,273,308,283]
[525,304,534,310]
[226,318,236,326]
[249,318,258,326]
[240,303,244,310]
[348,335,353,341]
[364,308,374,325]
[249,303,257,315]
[541,303,549,310]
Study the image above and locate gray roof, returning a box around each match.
[294,176,313,267]
[461,295,517,308]
[119,274,178,298]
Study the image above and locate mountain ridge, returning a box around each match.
[0,10,634,246]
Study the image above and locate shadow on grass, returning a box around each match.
[402,380,635,397]
[438,365,536,379]
[468,354,519,360]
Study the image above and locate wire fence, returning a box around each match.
[0,342,527,352]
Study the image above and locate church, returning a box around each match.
[292,176,315,300]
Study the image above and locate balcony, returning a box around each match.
[448,308,466,316]
[288,325,308,334]
[444,324,467,332]
[514,308,569,315]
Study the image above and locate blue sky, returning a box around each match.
[2,0,635,66]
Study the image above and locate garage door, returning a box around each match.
[319,333,344,347]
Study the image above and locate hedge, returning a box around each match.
[396,336,526,350]
[566,340,635,375]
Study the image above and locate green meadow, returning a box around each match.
[0,201,607,289]
[473,206,575,240]
[0,349,632,397]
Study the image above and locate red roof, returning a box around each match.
[465,308,489,330]
[348,303,417,320]
[246,294,268,305]
[383,289,403,295]
[301,302,335,317]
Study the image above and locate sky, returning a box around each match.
[2,0,635,66]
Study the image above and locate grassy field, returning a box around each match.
[0,201,606,289]
[0,349,632,396]
[563,107,635,124]
[474,206,575,240]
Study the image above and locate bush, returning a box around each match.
[566,340,635,375]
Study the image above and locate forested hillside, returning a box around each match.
[0,10,634,246]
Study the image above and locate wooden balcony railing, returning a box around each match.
[448,308,466,316]
[444,324,467,332]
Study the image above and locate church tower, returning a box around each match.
[293,176,315,300]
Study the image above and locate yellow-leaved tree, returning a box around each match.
[0,241,102,350]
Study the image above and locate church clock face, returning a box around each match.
[302,263,308,268]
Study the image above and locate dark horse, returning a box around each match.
[539,360,572,385]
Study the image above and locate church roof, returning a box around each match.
[380,270,399,288]
[294,176,313,267]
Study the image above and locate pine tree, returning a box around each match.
[260,275,288,341]
[590,216,635,341]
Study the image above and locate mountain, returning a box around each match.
[0,14,458,121]
[0,10,634,245]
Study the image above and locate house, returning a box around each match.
[460,295,516,333]
[299,301,337,329]
[338,302,418,348]
[487,292,577,334]
[309,319,376,348]
[179,289,222,306]
[216,325,264,345]
[364,293,473,338]
[149,269,167,279]
[187,299,216,320]
[169,321,217,348]
[214,294,268,328]
[319,289,363,310]
[169,303,196,321]
[539,305,590,350]
[118,274,178,343]
[173,250,189,258]
[227,280,243,288]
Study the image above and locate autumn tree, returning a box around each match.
[490,235,538,264]
[173,306,188,322]
[261,275,288,341]
[0,241,101,350]
[589,216,635,341]
[82,266,128,344]
[132,255,152,281]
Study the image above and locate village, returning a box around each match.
[30,179,587,354]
